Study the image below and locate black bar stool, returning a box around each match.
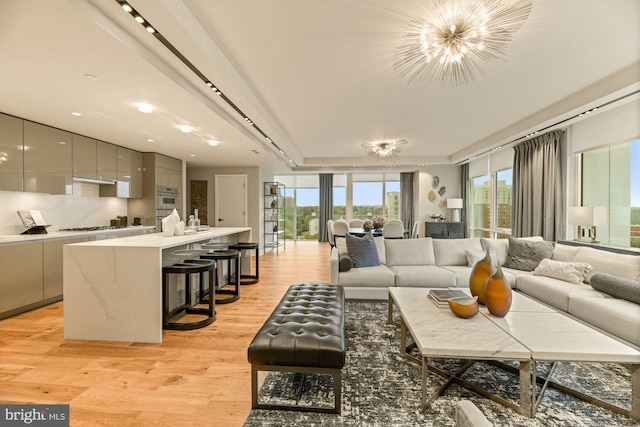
[162,260,216,330]
[181,258,217,305]
[228,242,260,285]
[200,249,241,304]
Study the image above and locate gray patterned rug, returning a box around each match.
[244,300,638,426]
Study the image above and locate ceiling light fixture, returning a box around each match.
[361,139,408,159]
[136,102,154,114]
[179,125,193,133]
[208,139,219,146]
[71,112,82,116]
[394,0,532,87]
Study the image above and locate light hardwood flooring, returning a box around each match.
[0,240,331,426]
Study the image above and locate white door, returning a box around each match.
[214,174,247,227]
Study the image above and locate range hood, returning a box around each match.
[72,177,116,185]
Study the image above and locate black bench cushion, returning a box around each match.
[248,284,345,369]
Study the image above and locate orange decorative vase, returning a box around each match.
[484,262,512,317]
[469,249,493,305]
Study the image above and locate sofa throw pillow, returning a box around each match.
[591,273,640,305]
[464,249,498,268]
[338,253,353,272]
[504,237,554,271]
[533,258,592,284]
[346,232,380,268]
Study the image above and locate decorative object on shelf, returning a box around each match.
[361,139,407,159]
[469,249,494,304]
[264,182,286,254]
[363,220,372,231]
[269,184,278,195]
[448,296,479,319]
[447,198,463,222]
[429,213,442,222]
[372,217,385,230]
[484,262,512,317]
[273,225,278,232]
[393,0,533,87]
[568,206,607,243]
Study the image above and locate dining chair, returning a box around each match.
[333,220,349,239]
[382,221,404,239]
[327,219,335,247]
[410,221,420,239]
[349,219,364,228]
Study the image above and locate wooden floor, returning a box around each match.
[0,240,331,426]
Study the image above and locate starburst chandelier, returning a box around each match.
[394,0,532,87]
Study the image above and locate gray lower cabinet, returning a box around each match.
[0,242,43,314]
[43,237,89,299]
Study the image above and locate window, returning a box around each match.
[293,175,319,241]
[352,173,400,222]
[469,168,512,239]
[581,139,640,248]
[469,176,490,237]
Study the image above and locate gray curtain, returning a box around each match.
[512,130,566,241]
[461,163,470,237]
[318,173,333,242]
[400,172,414,230]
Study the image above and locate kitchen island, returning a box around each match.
[63,227,251,343]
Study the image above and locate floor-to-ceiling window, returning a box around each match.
[581,139,640,248]
[275,172,401,240]
[469,167,513,239]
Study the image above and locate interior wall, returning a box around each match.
[186,166,265,250]
[417,165,461,236]
[0,183,128,235]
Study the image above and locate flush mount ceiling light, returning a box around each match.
[361,139,408,159]
[179,125,193,134]
[207,139,219,147]
[394,0,532,87]
[136,102,154,114]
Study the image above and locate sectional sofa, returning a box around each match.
[329,236,640,348]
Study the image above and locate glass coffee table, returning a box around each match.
[388,287,640,420]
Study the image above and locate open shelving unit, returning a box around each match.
[264,182,285,254]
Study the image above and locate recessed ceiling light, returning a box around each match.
[84,74,98,81]
[58,141,66,145]
[71,112,82,116]
[190,154,196,157]
[136,103,154,114]
[208,139,219,147]
[146,26,155,34]
[134,16,144,23]
[179,125,193,133]
[121,3,132,13]
[147,139,154,142]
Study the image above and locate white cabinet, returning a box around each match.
[23,121,73,194]
[73,136,117,183]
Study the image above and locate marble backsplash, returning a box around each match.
[0,183,128,235]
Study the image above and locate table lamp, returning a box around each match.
[447,198,463,222]
[568,206,606,243]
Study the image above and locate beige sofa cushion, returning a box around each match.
[388,265,456,287]
[515,275,604,312]
[433,238,482,266]
[569,295,640,347]
[385,238,435,266]
[551,244,640,283]
[338,264,396,287]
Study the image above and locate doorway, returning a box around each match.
[214,174,248,227]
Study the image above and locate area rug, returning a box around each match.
[244,300,637,426]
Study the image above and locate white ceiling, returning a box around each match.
[0,0,638,173]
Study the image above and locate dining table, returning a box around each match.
[348,227,383,237]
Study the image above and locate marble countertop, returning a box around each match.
[0,226,156,245]
[63,227,251,249]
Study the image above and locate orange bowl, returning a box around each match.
[448,296,479,319]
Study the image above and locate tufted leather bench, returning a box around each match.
[247,284,345,413]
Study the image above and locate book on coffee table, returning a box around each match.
[428,289,469,308]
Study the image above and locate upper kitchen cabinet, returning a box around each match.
[97,141,117,181]
[23,121,72,194]
[72,135,117,183]
[72,134,97,179]
[100,146,143,198]
[0,113,24,192]
[155,153,182,189]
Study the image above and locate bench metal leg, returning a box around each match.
[251,364,342,414]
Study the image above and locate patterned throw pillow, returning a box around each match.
[504,237,554,271]
[346,232,380,268]
[533,258,592,284]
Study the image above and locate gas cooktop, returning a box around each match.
[59,226,118,232]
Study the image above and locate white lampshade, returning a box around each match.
[568,206,607,226]
[447,198,463,209]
